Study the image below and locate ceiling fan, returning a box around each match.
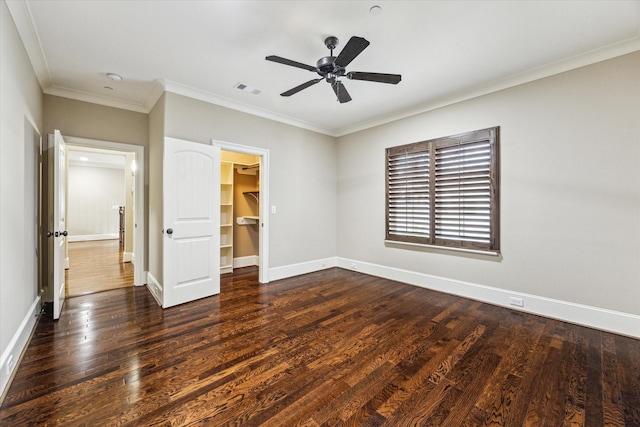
[266,36,401,103]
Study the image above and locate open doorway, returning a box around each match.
[63,136,146,293]
[65,146,133,296]
[220,151,260,275]
[214,140,269,284]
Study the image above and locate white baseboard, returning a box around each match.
[233,255,259,269]
[146,272,163,307]
[123,252,133,263]
[336,257,640,339]
[268,257,337,282]
[68,234,118,242]
[0,296,40,399]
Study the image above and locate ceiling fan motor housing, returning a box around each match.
[316,56,345,76]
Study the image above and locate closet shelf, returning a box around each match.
[237,216,259,225]
[243,191,259,203]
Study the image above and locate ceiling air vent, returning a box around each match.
[234,83,262,95]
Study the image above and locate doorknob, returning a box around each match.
[166,228,173,235]
[47,231,53,237]
[61,231,68,237]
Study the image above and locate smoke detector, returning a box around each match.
[107,73,123,82]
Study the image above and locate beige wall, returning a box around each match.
[163,92,338,269]
[148,93,165,283]
[1,0,44,391]
[337,52,640,316]
[67,165,125,238]
[43,95,148,146]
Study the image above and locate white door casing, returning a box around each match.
[163,137,220,308]
[51,130,67,320]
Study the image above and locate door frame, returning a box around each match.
[63,136,146,287]
[213,139,269,284]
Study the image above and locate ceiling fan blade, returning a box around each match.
[334,36,370,68]
[347,72,402,84]
[331,81,352,103]
[266,55,317,72]
[280,78,323,97]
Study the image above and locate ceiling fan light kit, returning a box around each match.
[266,35,401,103]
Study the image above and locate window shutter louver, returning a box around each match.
[386,127,499,252]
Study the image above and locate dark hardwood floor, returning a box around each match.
[1,267,639,426]
[66,239,133,297]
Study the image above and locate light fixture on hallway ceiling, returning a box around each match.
[369,5,382,15]
[106,72,122,82]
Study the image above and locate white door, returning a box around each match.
[50,130,67,320]
[163,137,220,308]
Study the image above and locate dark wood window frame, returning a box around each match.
[386,126,500,253]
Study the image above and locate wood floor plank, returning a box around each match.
[585,328,605,425]
[613,334,640,425]
[66,239,133,296]
[562,328,588,426]
[601,334,626,426]
[1,267,639,426]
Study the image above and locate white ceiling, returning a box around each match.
[67,147,125,169]
[8,1,640,136]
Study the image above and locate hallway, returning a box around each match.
[65,240,133,296]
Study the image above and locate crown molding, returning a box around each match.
[143,80,166,112]
[6,0,52,89]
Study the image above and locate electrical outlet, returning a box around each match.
[6,355,14,375]
[509,297,524,307]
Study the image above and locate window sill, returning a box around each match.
[385,240,501,258]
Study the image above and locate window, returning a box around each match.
[386,126,500,252]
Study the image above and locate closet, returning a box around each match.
[219,151,260,274]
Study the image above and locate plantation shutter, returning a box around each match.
[433,129,497,250]
[386,127,499,252]
[386,142,430,243]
